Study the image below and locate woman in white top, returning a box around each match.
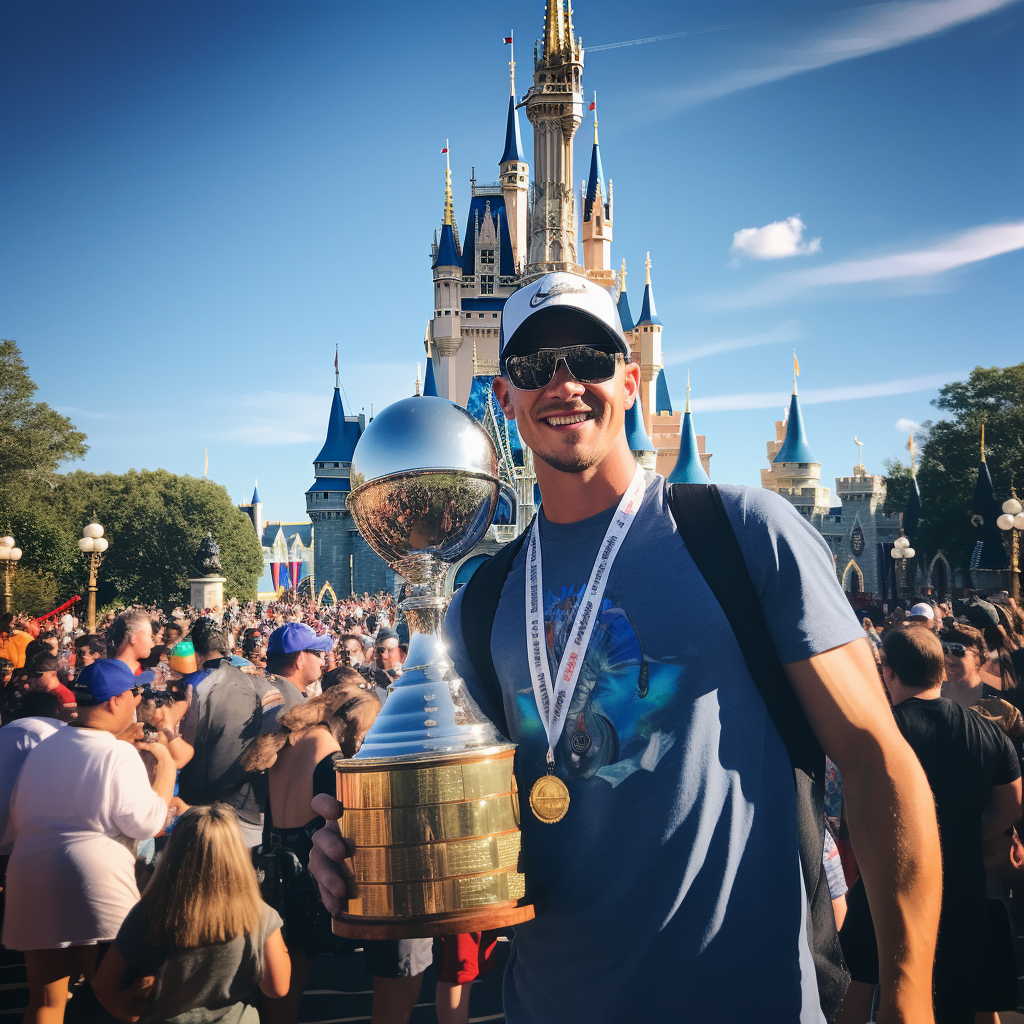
[4,659,174,1024]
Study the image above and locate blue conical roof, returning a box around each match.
[774,392,817,464]
[668,410,711,484]
[500,95,524,165]
[423,358,438,398]
[624,400,654,454]
[583,139,605,222]
[432,222,461,269]
[655,368,672,414]
[251,481,261,505]
[315,387,361,464]
[616,287,634,333]
[638,280,662,326]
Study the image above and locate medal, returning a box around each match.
[524,465,647,823]
[529,772,570,824]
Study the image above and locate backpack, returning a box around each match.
[459,481,850,1022]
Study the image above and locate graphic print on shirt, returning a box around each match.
[515,583,680,786]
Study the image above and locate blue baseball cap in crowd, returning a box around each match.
[75,659,138,705]
[267,622,334,655]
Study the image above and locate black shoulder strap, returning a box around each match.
[666,483,848,1021]
[665,483,823,775]
[459,524,532,734]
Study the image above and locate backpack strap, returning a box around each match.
[665,482,848,1021]
[458,524,532,735]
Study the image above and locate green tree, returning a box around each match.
[0,340,87,476]
[881,457,913,517]
[884,363,1024,578]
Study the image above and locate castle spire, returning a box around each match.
[443,140,454,227]
[774,358,816,465]
[616,258,634,332]
[544,0,565,56]
[637,252,662,326]
[334,344,340,389]
[668,372,711,484]
[624,399,655,461]
[583,92,606,223]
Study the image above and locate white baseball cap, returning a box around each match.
[499,272,630,371]
[908,602,935,620]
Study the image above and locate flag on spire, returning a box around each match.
[503,35,513,44]
[440,146,448,154]
[794,351,800,378]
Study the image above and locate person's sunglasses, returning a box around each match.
[942,642,967,657]
[130,685,146,696]
[505,346,620,391]
[303,649,327,659]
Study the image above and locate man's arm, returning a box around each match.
[982,779,1022,841]
[785,637,941,1024]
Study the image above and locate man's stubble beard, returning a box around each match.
[531,395,608,475]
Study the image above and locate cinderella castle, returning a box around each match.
[240,0,961,605]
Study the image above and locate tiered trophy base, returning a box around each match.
[331,746,536,940]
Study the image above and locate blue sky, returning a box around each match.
[3,0,1021,522]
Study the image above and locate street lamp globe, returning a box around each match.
[8,548,21,561]
[78,537,95,552]
[0,537,13,549]
[94,538,108,553]
[998,514,1016,532]
[1003,498,1024,517]
[904,548,915,560]
[83,523,104,540]
[1016,514,1024,532]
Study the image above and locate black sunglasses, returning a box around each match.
[303,649,327,659]
[505,346,621,391]
[942,642,967,658]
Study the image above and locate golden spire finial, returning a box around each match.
[907,433,916,476]
[443,140,453,227]
[645,251,651,286]
[544,0,565,56]
[619,257,627,292]
[414,363,421,397]
[855,436,864,468]
[686,369,691,414]
[981,423,986,463]
[593,91,598,144]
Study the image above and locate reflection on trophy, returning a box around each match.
[332,396,535,939]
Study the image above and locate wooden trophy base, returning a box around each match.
[332,897,536,940]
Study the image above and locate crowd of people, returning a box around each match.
[0,593,498,1024]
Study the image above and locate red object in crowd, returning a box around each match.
[34,595,81,624]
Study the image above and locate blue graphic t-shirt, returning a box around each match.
[444,477,864,1024]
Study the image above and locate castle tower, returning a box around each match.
[624,398,655,471]
[430,146,466,403]
[249,481,263,539]
[761,359,831,521]
[581,95,613,287]
[667,373,711,484]
[525,0,585,274]
[500,35,529,273]
[305,364,391,597]
[634,253,664,433]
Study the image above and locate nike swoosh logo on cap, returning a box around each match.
[529,279,589,308]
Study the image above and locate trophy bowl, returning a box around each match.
[332,396,535,939]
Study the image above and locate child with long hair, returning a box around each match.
[93,804,290,1024]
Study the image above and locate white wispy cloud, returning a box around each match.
[724,221,1024,306]
[659,0,1021,111]
[691,371,962,412]
[731,218,821,261]
[665,320,802,364]
[895,417,921,434]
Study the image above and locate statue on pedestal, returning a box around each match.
[193,532,223,576]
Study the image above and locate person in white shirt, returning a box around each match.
[3,659,174,1024]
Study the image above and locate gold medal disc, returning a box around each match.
[529,774,570,824]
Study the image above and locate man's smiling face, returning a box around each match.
[493,329,640,476]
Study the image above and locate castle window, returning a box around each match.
[481,275,494,294]
[480,249,495,265]
[492,313,498,318]
[323,492,328,500]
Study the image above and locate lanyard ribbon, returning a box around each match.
[525,465,647,768]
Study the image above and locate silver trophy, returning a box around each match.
[332,396,534,939]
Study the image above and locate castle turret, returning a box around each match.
[500,35,529,273]
[526,0,585,273]
[305,362,391,597]
[581,94,613,285]
[761,357,831,521]
[634,253,665,436]
[667,373,711,484]
[624,397,655,471]
[430,145,464,403]
[250,481,263,539]
[616,259,634,333]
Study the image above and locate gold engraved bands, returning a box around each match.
[346,865,527,917]
[354,831,521,882]
[339,758,512,809]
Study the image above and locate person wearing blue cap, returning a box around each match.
[3,659,174,1023]
[265,623,333,701]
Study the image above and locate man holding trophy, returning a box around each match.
[311,273,942,1023]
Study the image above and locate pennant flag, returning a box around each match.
[588,101,596,111]
[334,349,338,373]
[794,351,800,377]
[440,146,448,154]
[503,36,513,44]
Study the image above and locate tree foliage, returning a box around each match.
[0,341,264,612]
[884,363,1024,577]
